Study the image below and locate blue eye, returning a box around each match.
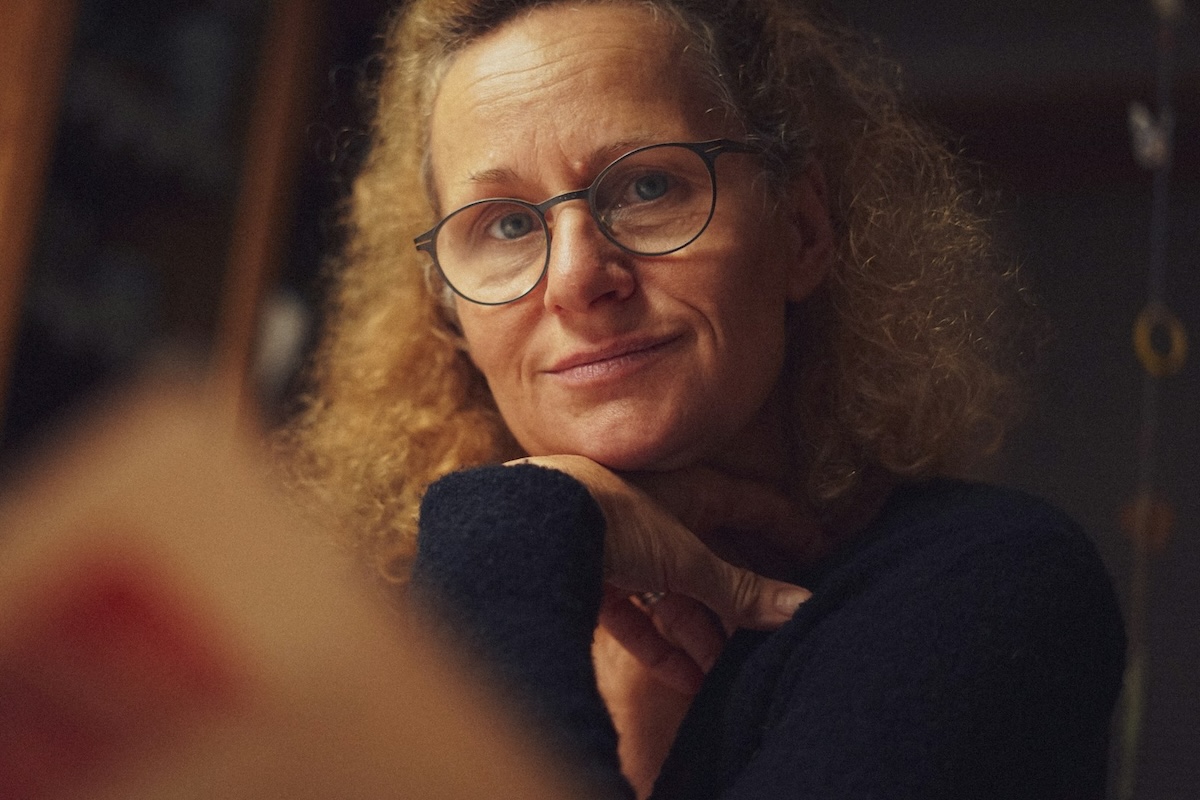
[488,211,536,240]
[632,173,670,201]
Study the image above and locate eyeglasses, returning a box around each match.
[414,139,757,305]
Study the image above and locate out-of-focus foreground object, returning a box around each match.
[0,381,581,800]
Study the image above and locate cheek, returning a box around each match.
[456,305,527,395]
[700,237,793,328]
[701,240,794,389]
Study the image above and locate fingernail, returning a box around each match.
[775,588,810,618]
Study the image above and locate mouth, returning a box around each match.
[545,335,682,382]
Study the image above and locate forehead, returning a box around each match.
[427,3,730,201]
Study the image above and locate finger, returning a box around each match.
[680,554,811,632]
[598,590,704,695]
[511,456,814,632]
[643,593,726,674]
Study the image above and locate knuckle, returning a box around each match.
[728,569,762,618]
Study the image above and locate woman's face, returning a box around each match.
[427,2,827,472]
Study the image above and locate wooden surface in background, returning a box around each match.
[210,0,321,425]
[0,0,77,430]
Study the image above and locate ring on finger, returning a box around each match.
[638,591,667,607]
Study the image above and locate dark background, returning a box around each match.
[3,1,1196,797]
[840,5,1199,797]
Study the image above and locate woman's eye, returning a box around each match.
[629,172,670,202]
[487,211,536,240]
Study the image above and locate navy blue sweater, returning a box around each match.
[413,465,1126,799]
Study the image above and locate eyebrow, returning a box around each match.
[464,165,521,186]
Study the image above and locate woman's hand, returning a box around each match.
[509,455,813,625]
[506,455,816,684]
[593,618,696,799]
[509,455,819,797]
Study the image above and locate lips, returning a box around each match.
[544,334,681,379]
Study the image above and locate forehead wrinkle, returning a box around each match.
[451,39,679,117]
[462,136,664,187]
[440,6,689,112]
[428,5,718,208]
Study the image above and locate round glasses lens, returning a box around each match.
[436,200,548,304]
[593,145,716,255]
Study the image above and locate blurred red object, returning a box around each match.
[0,378,580,800]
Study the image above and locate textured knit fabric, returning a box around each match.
[413,464,1127,800]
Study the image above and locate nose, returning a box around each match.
[541,203,636,313]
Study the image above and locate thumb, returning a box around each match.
[677,551,811,630]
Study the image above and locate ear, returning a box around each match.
[782,161,835,303]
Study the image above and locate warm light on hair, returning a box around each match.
[276,0,1032,583]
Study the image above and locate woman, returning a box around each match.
[280,0,1126,797]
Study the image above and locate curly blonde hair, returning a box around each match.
[277,0,1031,582]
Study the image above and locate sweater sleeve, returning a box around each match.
[411,464,633,799]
